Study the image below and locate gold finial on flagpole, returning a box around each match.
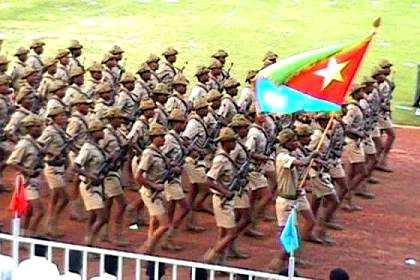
[372,17,382,34]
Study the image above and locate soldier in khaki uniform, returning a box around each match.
[85,62,103,99]
[151,83,170,126]
[211,49,230,80]
[165,73,190,115]
[0,55,10,78]
[100,108,129,246]
[0,75,13,192]
[20,67,40,103]
[38,105,70,237]
[101,53,118,90]
[10,47,29,91]
[46,79,67,110]
[158,47,180,85]
[136,123,170,254]
[109,45,125,81]
[237,70,257,113]
[37,57,57,102]
[207,60,224,92]
[7,115,45,237]
[182,98,211,232]
[188,66,210,103]
[134,62,155,100]
[74,119,107,246]
[145,53,161,84]
[205,89,223,139]
[4,86,37,142]
[94,82,115,122]
[204,127,238,264]
[27,39,45,78]
[160,109,191,251]
[261,51,278,69]
[218,77,240,124]
[63,67,87,106]
[55,49,71,83]
[117,72,139,120]
[66,94,92,221]
[68,40,83,71]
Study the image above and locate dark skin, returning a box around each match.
[225,86,239,96]
[113,52,123,61]
[139,71,152,81]
[17,53,28,63]
[90,70,102,81]
[46,64,57,76]
[154,93,168,105]
[26,73,39,87]
[59,56,70,66]
[197,73,209,84]
[165,54,177,64]
[33,46,44,55]
[99,90,113,101]
[215,56,226,66]
[210,98,222,110]
[173,84,187,95]
[122,81,135,92]
[105,58,117,69]
[71,74,84,86]
[70,48,82,58]
[0,84,13,96]
[210,67,222,77]
[147,61,159,71]
[0,63,8,73]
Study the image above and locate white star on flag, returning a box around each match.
[314,57,349,89]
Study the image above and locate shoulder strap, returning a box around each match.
[222,95,239,111]
[217,151,236,166]
[189,115,209,137]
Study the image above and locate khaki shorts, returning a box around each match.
[248,171,269,191]
[212,194,236,229]
[378,116,393,130]
[275,195,310,226]
[329,161,346,179]
[184,160,207,185]
[309,171,336,199]
[44,165,66,189]
[131,155,141,178]
[24,177,41,201]
[372,127,381,138]
[164,180,185,201]
[140,186,166,217]
[234,191,250,209]
[345,138,365,163]
[363,136,377,155]
[103,172,123,198]
[79,182,104,211]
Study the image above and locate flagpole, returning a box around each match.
[11,175,22,265]
[298,114,335,189]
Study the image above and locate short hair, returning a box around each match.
[34,244,48,257]
[104,255,118,276]
[330,268,350,280]
[68,250,82,274]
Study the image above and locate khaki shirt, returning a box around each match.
[207,73,224,92]
[158,62,178,84]
[38,124,67,163]
[37,73,56,101]
[112,65,124,81]
[102,68,118,89]
[7,135,43,172]
[207,150,235,195]
[343,103,364,132]
[138,144,167,183]
[4,107,33,139]
[66,111,89,150]
[276,148,299,198]
[218,95,238,123]
[74,141,107,177]
[127,116,151,153]
[377,81,392,117]
[102,125,126,157]
[165,93,189,115]
[46,97,66,114]
[308,128,329,153]
[55,63,70,82]
[69,57,83,71]
[230,138,248,165]
[85,78,102,99]
[63,84,87,106]
[26,54,43,75]
[237,86,253,112]
[0,95,12,124]
[245,124,268,154]
[10,61,26,90]
[134,78,154,101]
[204,108,219,138]
[162,130,184,163]
[182,112,207,147]
[116,87,139,119]
[94,98,114,121]
[153,102,169,127]
[188,82,208,103]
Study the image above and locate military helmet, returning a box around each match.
[245,70,258,82]
[207,89,223,102]
[56,49,70,60]
[68,40,83,50]
[162,47,178,56]
[105,107,127,119]
[0,55,10,65]
[153,83,170,95]
[43,57,57,70]
[139,99,156,110]
[209,59,223,69]
[172,74,189,86]
[230,114,250,128]
[21,115,43,127]
[101,53,116,64]
[0,75,11,86]
[193,97,209,110]
[96,82,113,94]
[146,54,160,63]
[47,105,67,117]
[30,39,45,50]
[211,49,229,59]
[379,59,392,68]
[277,129,296,145]
[21,67,37,79]
[70,94,92,106]
[14,47,29,56]
[168,108,186,122]
[371,66,386,77]
[69,67,85,79]
[15,86,34,103]
[88,119,105,132]
[195,66,209,77]
[136,63,151,74]
[262,51,278,62]
[294,124,313,137]
[216,127,237,142]
[49,79,67,93]
[223,77,240,88]
[87,61,103,72]
[120,72,136,83]
[109,45,124,55]
[149,122,167,136]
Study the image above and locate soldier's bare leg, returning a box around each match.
[28,199,45,236]
[245,186,271,238]
[186,181,206,232]
[333,177,349,202]
[377,127,395,171]
[267,226,287,272]
[85,209,106,246]
[22,204,33,235]
[345,162,367,208]
[300,209,321,243]
[112,194,129,247]
[99,198,112,242]
[162,199,191,251]
[126,196,146,226]
[323,192,343,231]
[47,188,69,237]
[194,190,213,214]
[142,214,169,254]
[227,208,251,259]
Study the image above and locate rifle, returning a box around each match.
[221,159,251,206]
[179,61,188,73]
[225,62,234,78]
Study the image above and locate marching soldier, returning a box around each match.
[207,60,224,92]
[134,63,155,100]
[0,75,13,192]
[188,66,210,103]
[94,82,115,122]
[117,72,139,120]
[158,47,179,85]
[100,108,130,246]
[145,53,161,84]
[27,39,45,77]
[151,83,170,126]
[37,57,57,102]
[165,73,190,115]
[10,47,29,91]
[7,115,45,237]
[66,94,92,221]
[261,51,278,69]
[205,89,223,139]
[85,61,103,98]
[136,122,170,254]
[0,55,10,79]
[211,49,230,79]
[101,53,118,90]
[74,119,108,246]
[160,109,192,251]
[237,70,257,113]
[45,79,68,111]
[63,67,87,106]
[55,49,71,83]
[68,40,84,71]
[20,67,40,93]
[203,127,238,264]
[109,45,125,81]
[38,105,70,238]
[219,77,240,124]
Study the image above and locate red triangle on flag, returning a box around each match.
[9,175,28,218]
[285,36,372,105]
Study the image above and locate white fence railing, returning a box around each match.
[0,233,309,280]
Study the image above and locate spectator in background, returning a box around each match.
[90,255,118,280]
[330,268,350,280]
[15,244,60,280]
[59,249,82,279]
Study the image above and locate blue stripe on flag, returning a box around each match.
[280,207,300,253]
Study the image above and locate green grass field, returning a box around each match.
[1,0,419,124]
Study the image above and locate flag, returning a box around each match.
[256,35,373,114]
[9,175,28,217]
[280,208,300,254]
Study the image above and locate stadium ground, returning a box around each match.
[0,127,420,279]
[0,0,419,125]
